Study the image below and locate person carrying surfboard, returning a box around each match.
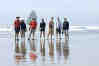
[47,17,54,40]
[40,18,46,39]
[14,17,21,40]
[28,18,37,40]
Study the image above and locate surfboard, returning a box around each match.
[27,10,37,24]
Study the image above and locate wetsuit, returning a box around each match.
[40,21,46,32]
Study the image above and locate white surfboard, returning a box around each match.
[27,10,37,24]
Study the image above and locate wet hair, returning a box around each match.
[21,20,24,22]
[64,17,67,21]
[16,16,20,19]
[42,18,44,22]
[32,18,36,20]
[51,17,54,20]
[57,17,60,21]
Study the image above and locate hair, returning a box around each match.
[51,17,54,20]
[21,20,24,22]
[32,18,36,20]
[42,18,44,22]
[16,16,20,19]
[64,17,67,21]
[57,17,60,21]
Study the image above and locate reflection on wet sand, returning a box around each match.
[14,37,69,64]
[48,40,54,63]
[40,40,46,63]
[56,38,69,64]
[14,39,27,64]
[63,39,69,64]
[21,39,26,60]
[56,39,62,63]
[29,40,37,62]
[40,40,45,56]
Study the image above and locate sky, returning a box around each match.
[0,0,99,25]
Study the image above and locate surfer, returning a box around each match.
[14,17,21,40]
[47,17,54,40]
[28,18,37,40]
[56,17,62,39]
[62,17,69,40]
[20,19,27,38]
[40,18,46,39]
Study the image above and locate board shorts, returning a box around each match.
[48,28,54,35]
[56,28,61,34]
[21,28,26,32]
[15,27,20,33]
[40,28,45,32]
[62,29,69,35]
[30,28,36,34]
[63,26,69,30]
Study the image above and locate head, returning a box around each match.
[21,19,24,23]
[32,18,36,21]
[57,17,60,22]
[64,17,67,21]
[51,17,54,20]
[42,18,44,22]
[16,16,20,20]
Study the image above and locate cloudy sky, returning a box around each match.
[0,0,99,25]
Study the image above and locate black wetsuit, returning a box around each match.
[20,22,26,32]
[63,21,69,30]
[40,22,46,32]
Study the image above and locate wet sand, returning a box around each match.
[0,29,99,66]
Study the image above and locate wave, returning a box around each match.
[70,26,99,31]
[0,25,99,32]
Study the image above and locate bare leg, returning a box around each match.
[40,32,42,38]
[47,32,50,39]
[23,31,25,38]
[59,34,61,39]
[28,30,32,40]
[32,31,35,40]
[16,33,18,39]
[43,31,45,39]
[64,31,66,40]
[15,33,16,40]
[24,32,25,38]
[20,31,22,38]
[67,30,69,40]
[56,29,58,39]
[56,33,58,39]
[51,32,52,40]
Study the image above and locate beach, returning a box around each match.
[0,25,99,66]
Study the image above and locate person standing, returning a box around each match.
[40,18,46,39]
[63,17,69,39]
[48,17,54,40]
[14,17,21,40]
[28,18,37,40]
[20,19,27,38]
[56,17,62,39]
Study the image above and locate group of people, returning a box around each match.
[14,17,69,40]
